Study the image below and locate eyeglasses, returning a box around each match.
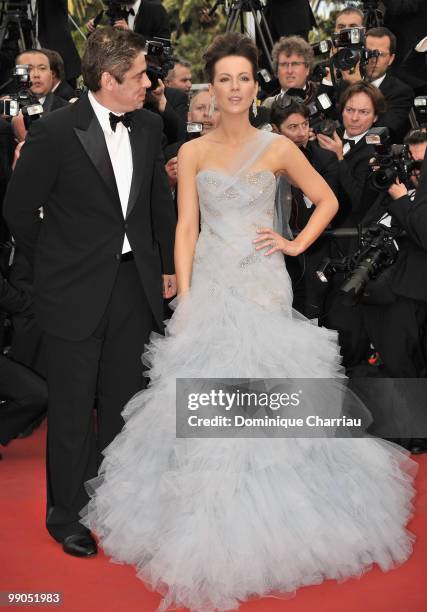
[278,61,307,70]
[368,51,390,58]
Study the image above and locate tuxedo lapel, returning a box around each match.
[73,94,122,215]
[126,119,147,219]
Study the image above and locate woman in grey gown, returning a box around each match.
[81,32,416,612]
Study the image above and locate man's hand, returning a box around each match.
[114,19,129,30]
[165,157,178,188]
[151,79,167,113]
[162,274,177,299]
[388,179,408,200]
[341,61,362,84]
[86,18,96,32]
[317,131,344,160]
[11,111,27,143]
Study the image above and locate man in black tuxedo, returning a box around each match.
[265,0,316,42]
[42,48,76,102]
[88,0,170,39]
[37,0,81,84]
[4,27,176,557]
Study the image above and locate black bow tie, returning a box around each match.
[128,7,135,16]
[342,137,355,149]
[109,112,133,132]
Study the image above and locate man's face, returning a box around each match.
[167,63,192,93]
[342,92,376,137]
[409,142,427,187]
[365,35,395,81]
[334,11,364,32]
[106,51,151,112]
[277,53,309,90]
[278,112,309,147]
[188,90,220,134]
[18,52,53,97]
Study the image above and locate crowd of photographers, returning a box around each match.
[0,1,426,453]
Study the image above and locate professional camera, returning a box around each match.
[367,127,422,191]
[0,64,43,125]
[257,68,279,96]
[145,38,175,91]
[412,96,427,129]
[306,92,338,138]
[317,224,401,304]
[93,0,133,27]
[186,122,203,139]
[332,28,380,74]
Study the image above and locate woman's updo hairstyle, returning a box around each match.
[204,32,259,83]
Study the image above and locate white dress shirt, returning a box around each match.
[128,0,141,30]
[370,74,387,89]
[88,91,133,254]
[342,130,368,156]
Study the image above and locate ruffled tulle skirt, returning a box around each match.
[80,281,417,612]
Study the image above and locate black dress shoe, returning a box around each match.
[62,533,97,557]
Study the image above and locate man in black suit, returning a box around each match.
[4,27,176,557]
[15,49,69,114]
[42,48,76,102]
[87,0,170,39]
[37,0,81,84]
[265,0,316,42]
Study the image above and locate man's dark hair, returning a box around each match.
[404,130,427,146]
[81,26,146,92]
[40,48,65,81]
[339,81,387,116]
[15,48,50,67]
[334,6,364,26]
[270,97,309,130]
[366,27,397,56]
[204,32,258,83]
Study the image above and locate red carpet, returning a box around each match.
[1,422,427,612]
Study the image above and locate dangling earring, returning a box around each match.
[209,95,216,117]
[252,98,258,117]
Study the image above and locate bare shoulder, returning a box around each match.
[178,134,213,171]
[266,134,300,174]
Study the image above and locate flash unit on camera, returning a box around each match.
[366,127,390,145]
[414,97,427,107]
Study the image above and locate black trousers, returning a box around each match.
[0,355,47,445]
[45,260,155,541]
[362,296,427,377]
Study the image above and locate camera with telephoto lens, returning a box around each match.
[145,38,175,91]
[0,65,43,126]
[102,0,132,25]
[367,127,422,191]
[332,28,380,73]
[306,93,338,138]
[257,68,279,96]
[316,224,401,305]
[310,40,333,82]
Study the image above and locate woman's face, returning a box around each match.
[188,91,220,135]
[342,92,377,137]
[210,55,257,116]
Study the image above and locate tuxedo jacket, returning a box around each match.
[384,155,427,302]
[376,74,414,143]
[3,93,176,341]
[134,0,171,39]
[37,0,81,81]
[265,0,316,40]
[53,80,76,102]
[397,48,427,93]
[42,92,69,113]
[334,132,379,229]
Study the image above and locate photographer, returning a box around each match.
[262,36,317,108]
[87,0,170,39]
[270,95,339,318]
[362,130,427,379]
